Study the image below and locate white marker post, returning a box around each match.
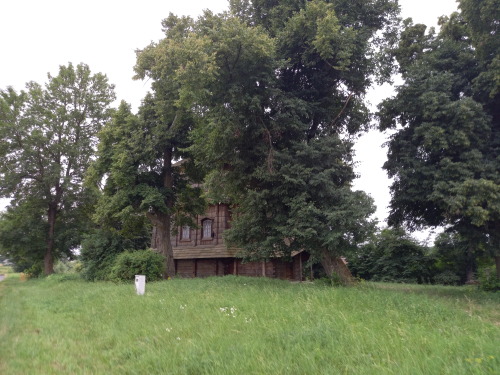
[135,275,146,295]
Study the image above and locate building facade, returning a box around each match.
[171,203,307,280]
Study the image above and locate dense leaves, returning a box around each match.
[110,250,165,282]
[135,0,399,280]
[88,98,206,278]
[0,63,115,274]
[80,227,151,281]
[349,228,434,284]
[378,1,500,281]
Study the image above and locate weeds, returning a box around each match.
[0,276,499,374]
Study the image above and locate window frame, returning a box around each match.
[201,219,213,240]
[180,225,191,241]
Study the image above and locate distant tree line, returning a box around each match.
[348,228,498,289]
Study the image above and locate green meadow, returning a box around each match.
[1,273,499,374]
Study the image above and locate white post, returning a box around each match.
[135,275,146,295]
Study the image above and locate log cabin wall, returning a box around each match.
[173,203,231,249]
[175,256,304,280]
[171,203,305,281]
[175,258,233,278]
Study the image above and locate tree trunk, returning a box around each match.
[152,212,176,279]
[151,225,158,249]
[320,249,354,285]
[44,203,57,275]
[465,243,476,284]
[148,147,176,279]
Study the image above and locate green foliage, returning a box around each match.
[23,262,44,279]
[110,249,165,282]
[45,273,82,282]
[478,266,500,292]
[433,271,461,286]
[0,63,115,275]
[349,228,434,284]
[1,277,499,374]
[139,0,398,278]
[90,90,206,278]
[53,260,82,275]
[0,202,47,273]
[80,228,150,281]
[315,273,344,287]
[431,231,470,284]
[378,1,500,280]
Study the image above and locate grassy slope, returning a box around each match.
[0,275,499,375]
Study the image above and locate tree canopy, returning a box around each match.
[378,0,500,281]
[0,63,115,274]
[130,0,400,281]
[88,99,206,278]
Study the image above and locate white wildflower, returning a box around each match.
[219,306,237,317]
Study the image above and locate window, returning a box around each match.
[202,219,213,239]
[181,225,190,240]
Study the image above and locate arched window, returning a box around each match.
[202,219,213,239]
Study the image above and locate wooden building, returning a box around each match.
[171,203,307,280]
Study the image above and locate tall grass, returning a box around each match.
[1,275,498,374]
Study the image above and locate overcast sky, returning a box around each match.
[0,0,459,239]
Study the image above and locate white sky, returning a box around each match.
[0,0,459,240]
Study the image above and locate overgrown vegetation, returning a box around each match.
[79,228,150,281]
[348,228,499,290]
[1,0,498,286]
[1,276,498,374]
[378,0,500,283]
[110,250,165,282]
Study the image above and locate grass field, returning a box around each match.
[1,273,499,374]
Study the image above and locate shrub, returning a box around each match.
[478,266,500,292]
[348,228,434,284]
[54,260,81,274]
[24,262,43,279]
[46,273,81,282]
[433,270,461,285]
[110,249,165,282]
[80,229,149,281]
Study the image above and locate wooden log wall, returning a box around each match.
[173,204,231,248]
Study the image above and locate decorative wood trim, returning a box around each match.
[195,215,198,246]
[216,203,220,245]
[299,253,303,282]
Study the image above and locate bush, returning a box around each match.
[54,260,81,274]
[24,262,43,279]
[46,273,81,282]
[478,266,500,292]
[433,270,461,285]
[348,228,434,284]
[80,229,149,281]
[110,249,165,282]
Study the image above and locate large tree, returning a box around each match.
[135,0,399,281]
[88,98,206,279]
[0,63,115,275]
[89,14,213,279]
[378,0,500,281]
